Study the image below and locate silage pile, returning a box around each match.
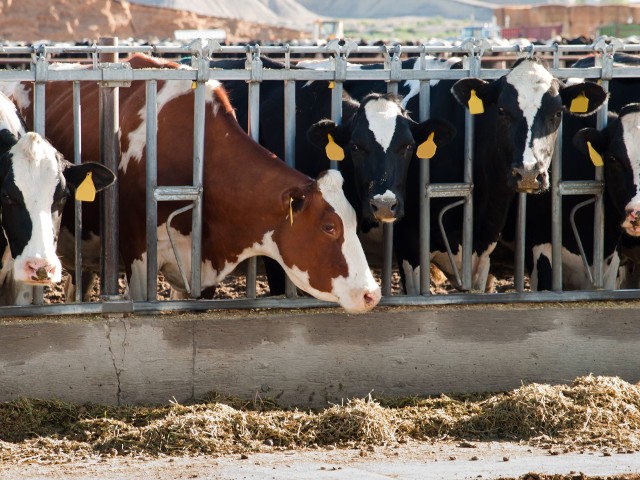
[1,375,640,462]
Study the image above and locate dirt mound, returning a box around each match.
[0,0,306,44]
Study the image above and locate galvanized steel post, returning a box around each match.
[146,80,158,301]
[246,46,263,299]
[98,37,121,300]
[32,46,48,305]
[418,49,432,295]
[283,48,298,298]
[73,82,83,303]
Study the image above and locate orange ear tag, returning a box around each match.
[570,91,589,113]
[417,132,437,159]
[468,89,484,115]
[325,133,345,161]
[289,197,294,226]
[75,172,96,202]
[587,141,603,167]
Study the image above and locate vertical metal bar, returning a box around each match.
[551,120,563,291]
[284,75,298,298]
[73,82,83,303]
[246,77,260,299]
[462,53,480,291]
[99,37,121,299]
[32,60,46,305]
[146,80,158,301]
[515,193,527,292]
[381,80,398,296]
[593,78,609,288]
[191,82,205,299]
[419,53,431,295]
[330,80,343,171]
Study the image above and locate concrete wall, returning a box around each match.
[1,303,639,407]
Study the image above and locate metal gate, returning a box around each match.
[3,36,640,317]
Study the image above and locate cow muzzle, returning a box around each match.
[369,196,401,223]
[622,208,640,236]
[511,167,549,194]
[23,259,59,284]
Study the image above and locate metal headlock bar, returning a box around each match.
[5,37,640,316]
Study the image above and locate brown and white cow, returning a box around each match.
[1,54,381,313]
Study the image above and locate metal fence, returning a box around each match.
[4,36,640,317]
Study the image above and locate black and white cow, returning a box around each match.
[302,56,607,293]
[572,104,640,289]
[0,92,116,305]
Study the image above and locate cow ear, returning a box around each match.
[306,119,349,149]
[451,77,496,114]
[573,128,606,166]
[64,162,116,193]
[560,82,607,116]
[410,118,456,159]
[281,185,308,224]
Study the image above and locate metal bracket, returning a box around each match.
[245,45,263,83]
[99,62,132,87]
[33,45,48,83]
[382,44,402,83]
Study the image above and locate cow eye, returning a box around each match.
[322,224,336,235]
[350,144,362,153]
[498,107,506,116]
[404,144,414,153]
[1,193,13,205]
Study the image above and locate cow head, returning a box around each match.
[452,58,606,194]
[573,104,640,237]
[307,93,455,224]
[272,170,381,313]
[0,131,115,287]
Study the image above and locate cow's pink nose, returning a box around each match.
[25,260,56,282]
[363,292,379,308]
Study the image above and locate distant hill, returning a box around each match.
[297,0,541,21]
[128,0,318,27]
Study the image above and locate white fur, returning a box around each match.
[431,242,496,292]
[0,91,26,136]
[506,61,555,170]
[373,189,397,203]
[620,112,640,225]
[402,56,461,108]
[364,98,402,152]
[8,133,62,284]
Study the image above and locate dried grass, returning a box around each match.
[2,375,640,463]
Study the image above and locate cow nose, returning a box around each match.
[512,167,547,193]
[25,259,56,282]
[362,288,381,311]
[370,197,399,222]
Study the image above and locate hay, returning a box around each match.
[2,375,640,462]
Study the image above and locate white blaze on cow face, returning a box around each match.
[506,61,556,171]
[364,98,402,153]
[8,132,62,284]
[620,111,640,235]
[315,170,381,312]
[120,76,224,174]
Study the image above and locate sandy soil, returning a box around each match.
[3,441,640,480]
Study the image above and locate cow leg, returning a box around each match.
[263,256,286,296]
[63,270,97,303]
[127,255,148,301]
[603,251,621,290]
[530,244,553,291]
[400,260,420,296]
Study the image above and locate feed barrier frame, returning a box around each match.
[1,37,639,317]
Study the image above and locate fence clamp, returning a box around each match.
[190,39,215,84]
[33,44,48,83]
[99,62,132,88]
[327,38,358,83]
[245,45,263,83]
[382,44,402,83]
[594,36,622,81]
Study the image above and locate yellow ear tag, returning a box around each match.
[587,141,604,167]
[289,197,294,226]
[192,81,197,89]
[328,81,335,89]
[325,133,345,161]
[570,91,589,114]
[468,89,484,115]
[75,171,96,202]
[416,131,437,159]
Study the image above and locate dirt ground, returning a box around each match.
[3,441,640,480]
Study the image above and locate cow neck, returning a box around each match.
[201,109,312,267]
[473,108,517,250]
